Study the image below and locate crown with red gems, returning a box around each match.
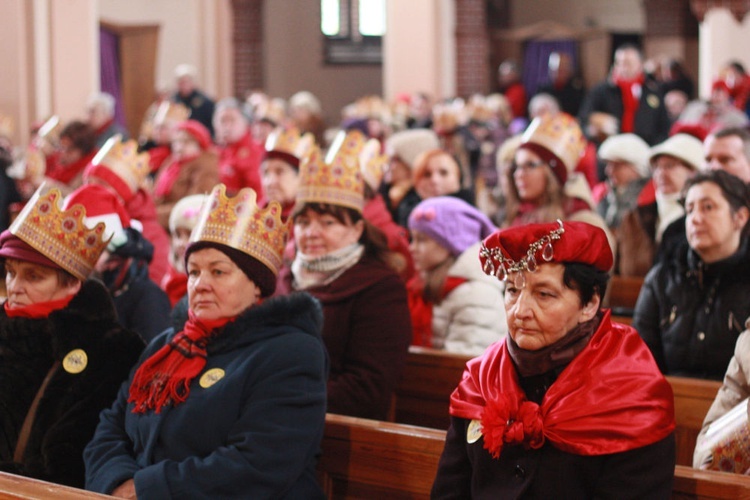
[190,184,291,276]
[297,130,365,212]
[9,185,109,280]
[87,135,150,201]
[264,127,316,167]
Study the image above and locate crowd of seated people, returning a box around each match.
[3,46,750,496]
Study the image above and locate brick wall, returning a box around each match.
[231,0,264,97]
[455,0,490,97]
[646,0,699,37]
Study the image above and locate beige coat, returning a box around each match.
[693,323,750,468]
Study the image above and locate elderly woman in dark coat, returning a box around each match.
[0,186,144,488]
[288,132,412,420]
[84,185,328,499]
[431,220,675,498]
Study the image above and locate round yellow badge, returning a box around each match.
[199,368,225,388]
[647,94,660,109]
[62,349,88,374]
[467,419,483,444]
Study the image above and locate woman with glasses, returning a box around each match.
[502,114,614,251]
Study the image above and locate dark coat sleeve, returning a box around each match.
[326,273,412,420]
[632,265,668,373]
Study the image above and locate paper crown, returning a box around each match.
[86,135,150,201]
[189,184,290,277]
[297,131,365,213]
[264,127,316,168]
[255,98,287,125]
[359,135,388,190]
[521,112,586,184]
[9,185,109,280]
[152,101,190,124]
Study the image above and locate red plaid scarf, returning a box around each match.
[128,310,230,413]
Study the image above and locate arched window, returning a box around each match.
[321,0,385,64]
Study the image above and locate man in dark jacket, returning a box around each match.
[579,44,671,147]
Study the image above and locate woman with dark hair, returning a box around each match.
[431,220,675,497]
[288,137,412,420]
[42,120,98,193]
[84,184,328,498]
[0,186,144,488]
[634,169,750,380]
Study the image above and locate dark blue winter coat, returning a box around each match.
[84,292,328,499]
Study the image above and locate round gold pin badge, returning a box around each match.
[467,419,483,444]
[199,368,225,388]
[63,349,88,374]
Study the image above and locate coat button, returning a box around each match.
[697,332,705,341]
[515,464,526,478]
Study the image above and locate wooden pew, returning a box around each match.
[393,346,469,430]
[668,376,722,467]
[0,471,111,499]
[395,347,723,466]
[607,274,645,319]
[319,413,750,499]
[318,413,445,499]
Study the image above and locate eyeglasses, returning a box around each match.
[513,161,546,173]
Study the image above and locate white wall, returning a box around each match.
[699,8,750,98]
[98,0,232,98]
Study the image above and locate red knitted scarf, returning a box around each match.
[128,310,231,414]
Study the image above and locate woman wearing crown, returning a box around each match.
[431,220,675,497]
[84,184,328,499]
[287,133,412,420]
[0,186,144,488]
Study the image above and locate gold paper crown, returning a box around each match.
[88,135,150,199]
[190,184,291,276]
[521,112,586,173]
[255,98,287,125]
[9,185,108,280]
[297,131,365,213]
[264,127,315,160]
[359,136,388,190]
[152,101,191,124]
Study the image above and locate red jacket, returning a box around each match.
[363,194,415,282]
[217,131,264,201]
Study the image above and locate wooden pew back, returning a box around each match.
[667,376,722,467]
[0,472,111,499]
[319,413,750,499]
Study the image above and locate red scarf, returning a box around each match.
[407,276,468,347]
[4,295,75,319]
[128,311,231,414]
[450,311,675,457]
[614,74,644,133]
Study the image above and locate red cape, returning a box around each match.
[450,310,675,456]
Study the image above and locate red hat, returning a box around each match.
[712,79,730,94]
[176,120,212,150]
[479,220,613,284]
[65,184,131,245]
[0,230,62,271]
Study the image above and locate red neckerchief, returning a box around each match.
[46,151,97,184]
[614,73,645,133]
[4,294,75,319]
[128,310,231,414]
[450,310,675,456]
[407,275,469,347]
